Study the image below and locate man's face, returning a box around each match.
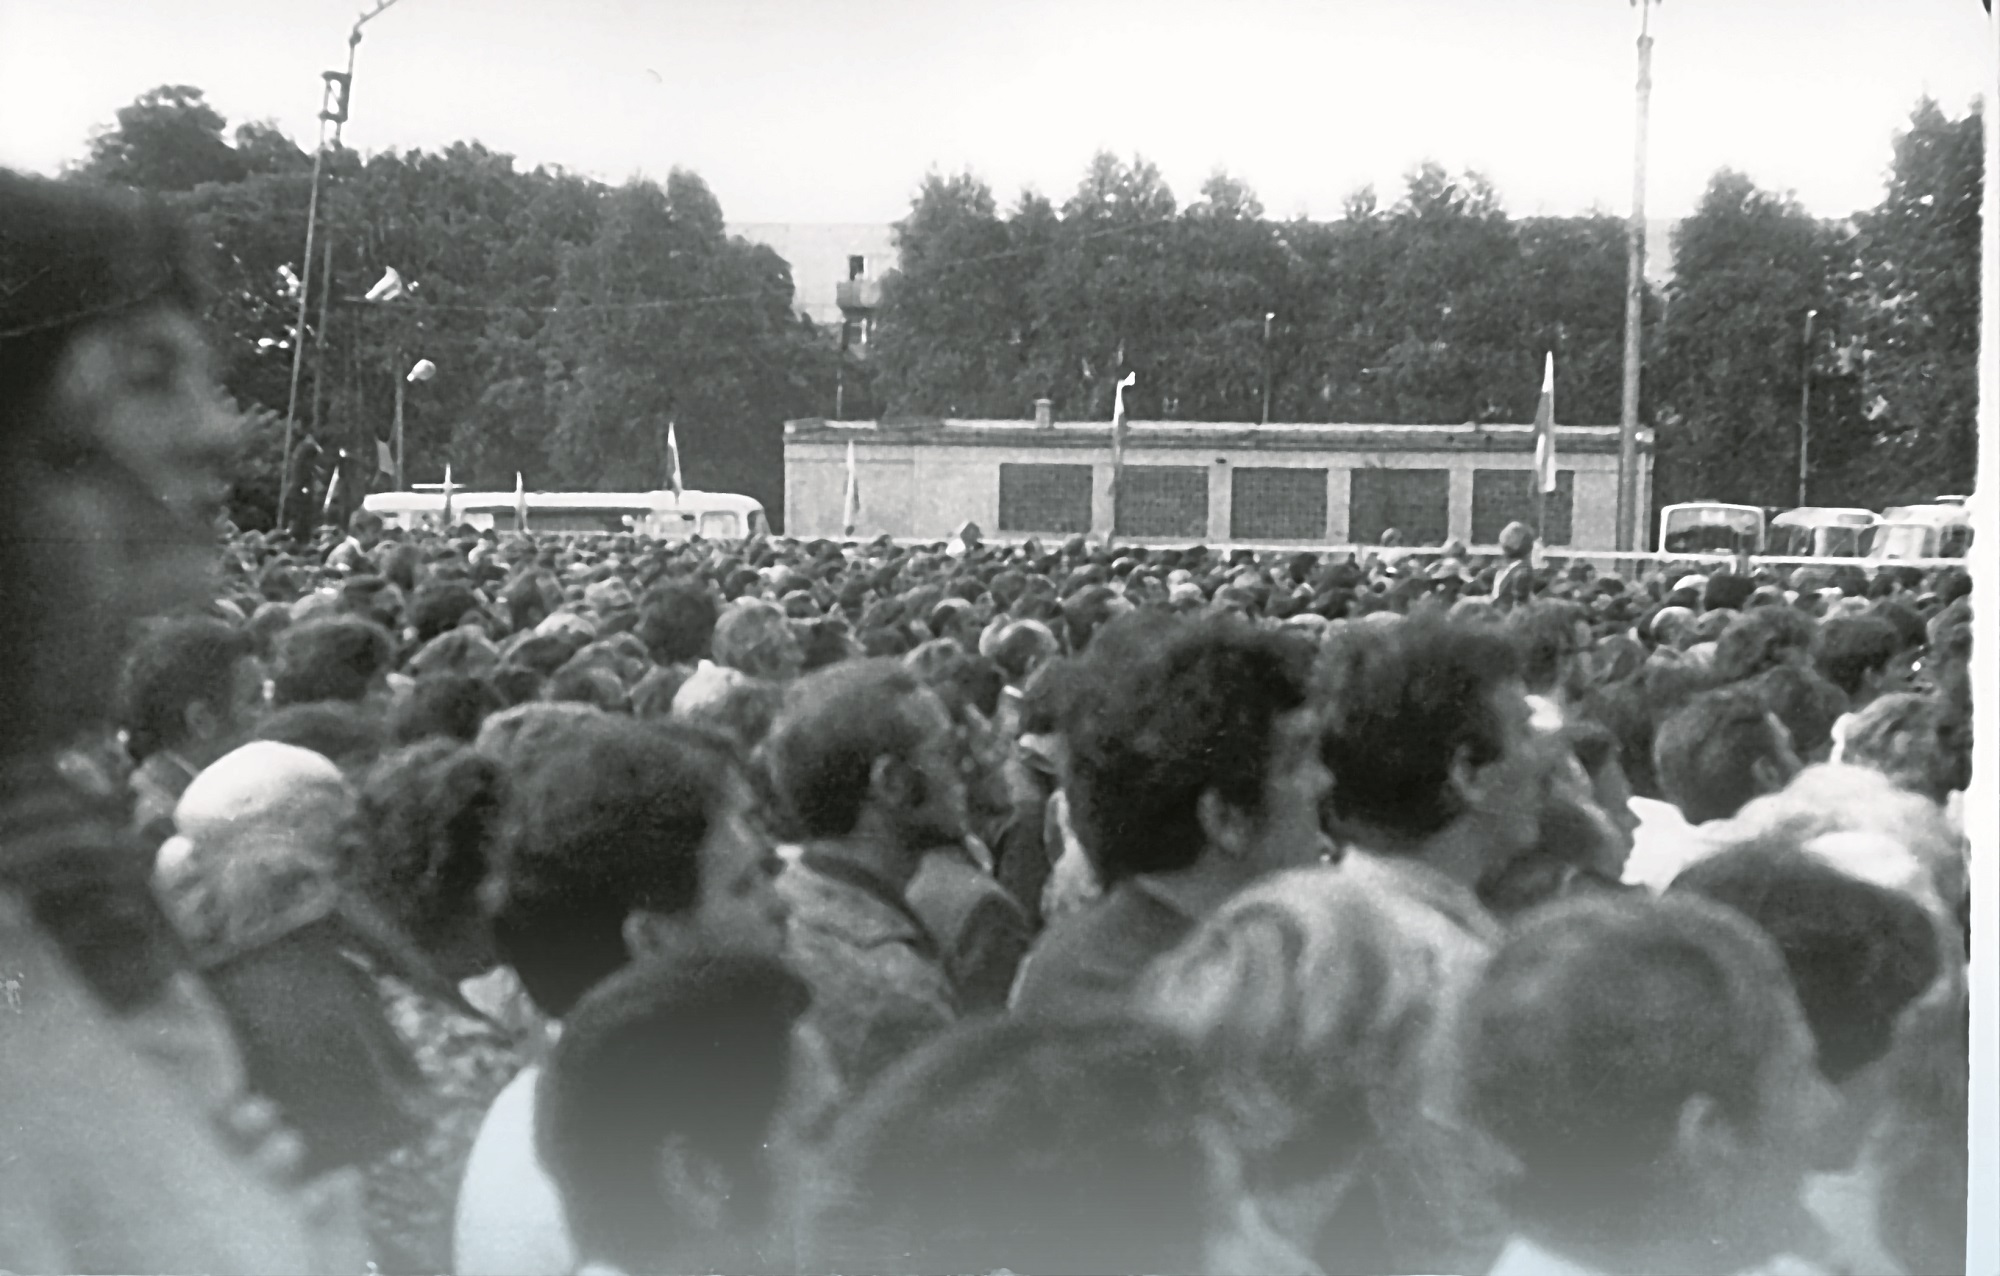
[695,770,789,960]
[1246,707,1336,872]
[894,689,971,850]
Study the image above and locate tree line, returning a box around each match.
[64,86,1982,530]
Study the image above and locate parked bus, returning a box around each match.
[1863,504,1974,560]
[1768,507,1879,558]
[1658,502,1765,556]
[362,489,768,540]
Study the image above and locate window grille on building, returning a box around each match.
[1114,466,1208,538]
[1231,468,1328,540]
[1348,468,1449,546]
[998,463,1093,534]
[1471,469,1574,545]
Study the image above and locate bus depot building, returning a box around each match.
[783,414,1654,551]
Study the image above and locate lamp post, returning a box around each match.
[1261,311,1275,425]
[394,357,436,491]
[1616,0,1660,554]
[276,0,408,531]
[1798,308,1817,508]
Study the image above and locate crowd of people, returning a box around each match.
[1,172,1980,1276]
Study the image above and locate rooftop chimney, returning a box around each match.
[1034,398,1053,429]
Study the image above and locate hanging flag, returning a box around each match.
[365,267,408,303]
[667,421,684,501]
[514,471,528,533]
[1532,352,1558,494]
[842,439,861,537]
[376,438,394,475]
[1109,371,1137,506]
[441,464,455,527]
[321,453,344,521]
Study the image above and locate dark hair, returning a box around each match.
[1815,615,1901,699]
[391,673,502,745]
[537,948,808,1275]
[253,699,388,772]
[488,717,737,1017]
[637,579,719,665]
[631,664,692,719]
[1061,584,1122,653]
[272,616,395,706]
[343,741,505,956]
[1747,664,1845,761]
[488,664,547,708]
[764,660,929,840]
[546,662,631,714]
[1508,600,1589,696]
[409,582,480,647]
[1461,893,1791,1246]
[1713,607,1819,684]
[1318,615,1523,841]
[117,617,254,761]
[1703,573,1756,612]
[1670,841,1940,1083]
[1068,619,1312,883]
[1871,600,1928,655]
[1653,687,1787,824]
[805,1017,1215,1276]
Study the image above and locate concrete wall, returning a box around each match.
[786,435,1649,549]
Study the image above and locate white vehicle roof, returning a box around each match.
[1771,507,1877,527]
[364,489,763,514]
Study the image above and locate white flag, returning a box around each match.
[842,439,861,537]
[1533,352,1558,494]
[667,421,684,500]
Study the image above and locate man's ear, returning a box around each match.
[655,1134,734,1235]
[622,908,692,963]
[868,753,919,811]
[1196,789,1255,861]
[1446,743,1488,816]
[1749,755,1785,798]
[1670,1092,1745,1184]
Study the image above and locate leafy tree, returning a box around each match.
[872,172,1020,417]
[80,85,247,190]
[1651,171,1840,507]
[1843,97,1983,502]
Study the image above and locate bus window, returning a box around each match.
[1769,524,1811,557]
[699,511,741,539]
[749,509,769,538]
[1662,506,1762,556]
[1940,524,1974,558]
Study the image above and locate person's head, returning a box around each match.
[338,574,406,635]
[1318,615,1544,867]
[1840,691,1969,805]
[1713,606,1819,684]
[1703,572,1756,614]
[1815,614,1904,707]
[536,946,808,1276]
[674,674,786,753]
[711,599,804,682]
[391,673,502,745]
[341,740,506,979]
[1728,763,1967,922]
[487,717,785,1018]
[1460,893,1838,1270]
[252,699,389,774]
[1746,663,1847,764]
[271,616,395,708]
[1509,599,1593,701]
[159,740,354,952]
[1654,687,1801,825]
[630,663,693,720]
[1060,582,1129,654]
[1067,620,1330,887]
[118,617,265,768]
[1670,840,1944,1169]
[1,173,239,758]
[1140,866,1451,1201]
[764,660,968,867]
[545,661,632,714]
[345,508,384,550]
[982,618,1062,687]
[1566,716,1641,862]
[408,580,480,647]
[1498,521,1535,561]
[805,1016,1221,1276]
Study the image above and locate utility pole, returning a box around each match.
[276,0,407,531]
[1261,311,1275,425]
[1616,0,1658,554]
[1798,308,1817,508]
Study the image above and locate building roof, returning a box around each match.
[785,417,1651,454]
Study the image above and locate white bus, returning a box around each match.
[1864,504,1974,560]
[1768,507,1879,558]
[1658,502,1765,557]
[362,489,769,540]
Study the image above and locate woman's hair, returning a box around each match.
[342,740,506,955]
[1139,867,1450,1185]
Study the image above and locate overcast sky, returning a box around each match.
[1,0,1990,224]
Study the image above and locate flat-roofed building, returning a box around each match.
[785,410,1653,551]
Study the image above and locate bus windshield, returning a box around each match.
[1661,505,1763,555]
